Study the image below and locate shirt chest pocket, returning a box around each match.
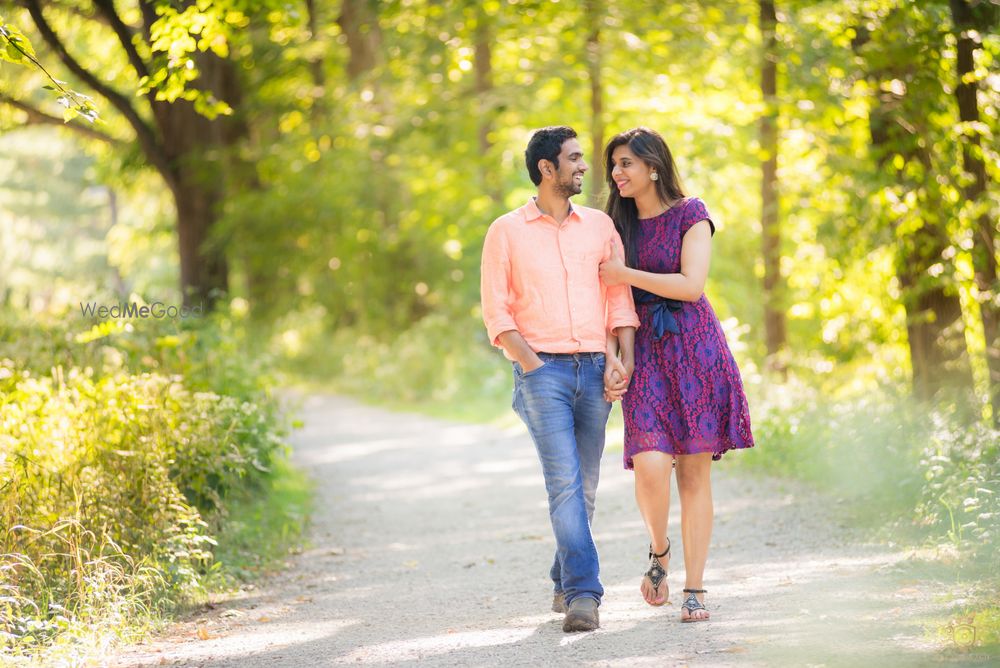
[566,248,605,276]
[565,248,606,294]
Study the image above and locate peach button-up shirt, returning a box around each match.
[480,198,639,358]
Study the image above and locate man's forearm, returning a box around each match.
[606,331,620,359]
[497,330,542,369]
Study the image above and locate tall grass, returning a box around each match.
[739,372,999,557]
[0,306,304,662]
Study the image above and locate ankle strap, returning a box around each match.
[682,588,707,593]
[648,538,671,559]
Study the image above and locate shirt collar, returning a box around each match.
[524,197,580,223]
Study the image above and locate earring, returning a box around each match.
[650,172,659,181]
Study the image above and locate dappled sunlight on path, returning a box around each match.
[110,394,956,667]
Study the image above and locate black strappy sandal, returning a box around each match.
[642,540,670,607]
[681,588,709,622]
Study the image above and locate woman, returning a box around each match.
[599,127,754,622]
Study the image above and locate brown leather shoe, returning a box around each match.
[562,596,599,632]
[552,592,566,613]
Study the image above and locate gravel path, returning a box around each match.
[109,394,958,667]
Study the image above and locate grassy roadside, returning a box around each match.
[1,455,313,668]
[0,311,315,666]
[726,379,1000,658]
[205,458,314,590]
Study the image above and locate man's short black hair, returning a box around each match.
[525,126,578,186]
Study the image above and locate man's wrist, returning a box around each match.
[519,351,542,368]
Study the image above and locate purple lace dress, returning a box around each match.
[622,197,755,469]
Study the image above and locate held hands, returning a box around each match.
[603,354,633,402]
[604,369,627,402]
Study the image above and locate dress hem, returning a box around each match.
[623,440,754,470]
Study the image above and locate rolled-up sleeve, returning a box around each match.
[480,221,518,346]
[605,228,640,334]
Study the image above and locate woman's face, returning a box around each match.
[610,143,656,200]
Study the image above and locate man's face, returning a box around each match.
[550,138,588,197]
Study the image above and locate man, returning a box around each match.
[480,126,638,632]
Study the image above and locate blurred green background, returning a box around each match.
[1,0,998,661]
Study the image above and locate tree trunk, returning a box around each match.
[865,61,973,400]
[474,8,501,203]
[950,0,1000,421]
[106,187,131,299]
[895,227,972,401]
[760,0,786,364]
[149,53,247,309]
[585,0,604,207]
[173,173,228,308]
[23,0,249,312]
[305,0,327,119]
[337,0,381,81]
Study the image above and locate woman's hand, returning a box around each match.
[604,354,630,402]
[604,369,628,402]
[599,255,629,286]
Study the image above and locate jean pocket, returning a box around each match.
[517,361,548,378]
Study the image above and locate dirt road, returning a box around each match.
[110,394,959,667]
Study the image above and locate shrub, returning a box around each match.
[742,374,999,554]
[0,308,292,657]
[916,415,999,556]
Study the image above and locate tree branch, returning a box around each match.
[23,0,174,189]
[91,0,150,80]
[13,0,113,27]
[138,0,158,46]
[0,93,123,144]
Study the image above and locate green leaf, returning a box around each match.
[5,41,23,63]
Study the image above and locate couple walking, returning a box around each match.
[480,126,755,632]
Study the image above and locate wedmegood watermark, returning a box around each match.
[79,301,204,319]
[949,623,976,649]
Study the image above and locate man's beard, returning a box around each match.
[556,175,583,197]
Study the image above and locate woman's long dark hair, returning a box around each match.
[604,127,685,268]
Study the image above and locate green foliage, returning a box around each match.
[277,309,510,413]
[0,15,100,124]
[0,311,298,658]
[207,458,312,586]
[2,0,999,654]
[0,17,36,66]
[738,373,999,554]
[917,415,999,553]
[134,1,264,118]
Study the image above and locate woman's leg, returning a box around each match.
[675,452,714,620]
[632,451,673,605]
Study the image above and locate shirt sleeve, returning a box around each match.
[480,220,518,346]
[604,227,640,334]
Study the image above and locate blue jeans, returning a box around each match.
[512,352,612,605]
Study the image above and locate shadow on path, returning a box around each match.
[109,394,973,667]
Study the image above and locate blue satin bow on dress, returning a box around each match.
[632,288,683,338]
